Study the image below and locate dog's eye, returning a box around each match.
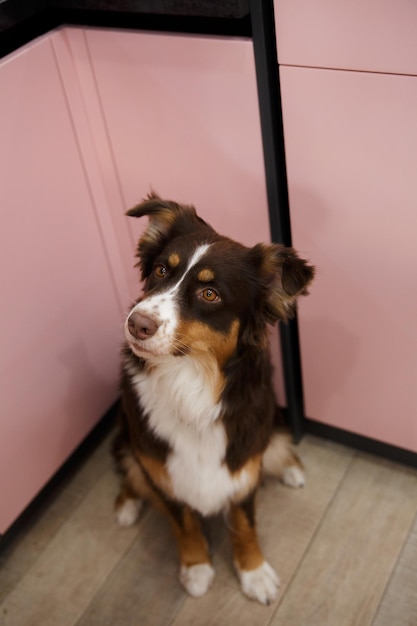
[199,288,220,302]
[154,264,167,278]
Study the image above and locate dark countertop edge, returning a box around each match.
[0,6,252,60]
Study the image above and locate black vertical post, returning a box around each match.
[250,0,305,441]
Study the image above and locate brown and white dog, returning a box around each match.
[113,193,314,605]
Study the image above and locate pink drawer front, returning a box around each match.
[275,0,417,76]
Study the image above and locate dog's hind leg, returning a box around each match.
[113,445,151,527]
[229,493,280,605]
[262,431,305,488]
[115,480,144,527]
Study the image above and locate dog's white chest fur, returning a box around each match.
[130,357,251,516]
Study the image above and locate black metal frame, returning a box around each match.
[250,0,305,441]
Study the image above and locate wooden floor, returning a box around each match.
[1,431,417,626]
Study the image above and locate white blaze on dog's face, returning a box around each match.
[125,243,213,359]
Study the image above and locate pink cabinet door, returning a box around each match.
[0,35,123,533]
[275,0,417,75]
[280,65,417,451]
[82,29,272,252]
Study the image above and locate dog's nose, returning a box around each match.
[127,312,159,340]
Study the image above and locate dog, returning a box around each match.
[112,193,314,605]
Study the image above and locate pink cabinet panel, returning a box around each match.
[0,36,123,532]
[83,29,271,248]
[51,28,136,309]
[275,0,417,76]
[280,65,417,451]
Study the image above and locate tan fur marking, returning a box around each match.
[138,454,174,497]
[232,455,262,504]
[118,451,153,501]
[116,449,177,515]
[230,504,264,572]
[171,508,211,568]
[175,318,240,401]
[197,268,215,282]
[176,318,240,368]
[142,209,177,245]
[168,252,180,268]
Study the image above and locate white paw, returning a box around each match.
[116,498,143,527]
[281,465,306,488]
[238,561,280,605]
[179,563,215,598]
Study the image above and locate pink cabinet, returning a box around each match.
[279,61,417,451]
[80,28,273,267]
[0,35,124,533]
[274,0,417,75]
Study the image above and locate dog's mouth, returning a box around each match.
[126,337,189,361]
[125,327,195,363]
[126,338,153,357]
[124,325,175,360]
[124,332,161,357]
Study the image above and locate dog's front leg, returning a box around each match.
[169,505,215,598]
[230,494,280,605]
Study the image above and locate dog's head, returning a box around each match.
[124,193,314,365]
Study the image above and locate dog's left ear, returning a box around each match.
[127,191,204,245]
[252,243,315,323]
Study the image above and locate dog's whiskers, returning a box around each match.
[172,337,189,356]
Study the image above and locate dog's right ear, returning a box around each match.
[127,192,211,279]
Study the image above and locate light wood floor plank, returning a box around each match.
[75,507,187,626]
[372,515,417,626]
[0,464,139,626]
[170,436,354,626]
[269,454,417,626]
[0,432,113,604]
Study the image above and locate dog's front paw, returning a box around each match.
[237,561,280,605]
[179,563,215,598]
[115,497,143,527]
